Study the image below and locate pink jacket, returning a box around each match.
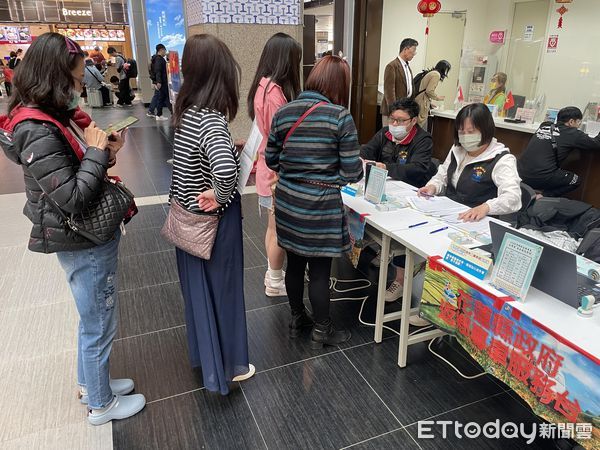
[254,77,287,197]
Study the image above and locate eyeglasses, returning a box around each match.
[389,117,412,125]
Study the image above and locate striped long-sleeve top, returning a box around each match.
[265,90,363,257]
[170,106,240,212]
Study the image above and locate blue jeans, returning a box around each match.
[148,85,171,116]
[56,231,121,409]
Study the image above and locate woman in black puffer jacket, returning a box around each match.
[0,32,145,426]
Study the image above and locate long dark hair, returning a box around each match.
[433,60,451,80]
[9,32,84,118]
[305,56,351,108]
[173,34,240,127]
[247,33,302,120]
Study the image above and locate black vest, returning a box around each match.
[446,151,509,207]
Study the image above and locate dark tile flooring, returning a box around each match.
[0,102,561,449]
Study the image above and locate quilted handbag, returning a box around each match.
[39,176,134,246]
[161,197,222,260]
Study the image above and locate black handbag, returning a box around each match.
[35,174,134,246]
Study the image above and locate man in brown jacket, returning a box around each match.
[382,38,418,125]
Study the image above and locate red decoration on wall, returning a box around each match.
[417,0,442,35]
[556,5,569,29]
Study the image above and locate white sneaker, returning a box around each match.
[79,378,135,405]
[265,271,287,297]
[409,316,431,327]
[385,281,403,302]
[155,115,169,121]
[146,112,156,117]
[232,364,255,382]
[87,394,146,426]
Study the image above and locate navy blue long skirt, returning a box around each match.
[175,193,249,395]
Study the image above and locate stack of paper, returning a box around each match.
[408,196,468,216]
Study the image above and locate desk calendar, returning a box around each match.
[490,232,543,302]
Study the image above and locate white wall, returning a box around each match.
[380,0,600,115]
[536,0,600,110]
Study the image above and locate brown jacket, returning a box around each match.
[382,57,413,116]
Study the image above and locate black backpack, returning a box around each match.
[148,55,157,83]
[124,58,138,78]
[411,69,430,99]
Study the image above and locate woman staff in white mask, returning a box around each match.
[418,102,521,222]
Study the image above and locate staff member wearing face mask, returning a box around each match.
[361,98,435,188]
[418,103,521,222]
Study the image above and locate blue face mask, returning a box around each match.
[68,91,80,110]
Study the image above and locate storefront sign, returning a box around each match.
[547,35,559,53]
[0,1,128,24]
[420,256,600,448]
[489,30,505,44]
[56,28,126,42]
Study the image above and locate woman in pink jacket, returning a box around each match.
[248,33,302,297]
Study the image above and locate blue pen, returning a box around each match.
[429,226,449,234]
[408,221,428,228]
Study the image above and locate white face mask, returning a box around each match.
[459,133,482,152]
[389,124,409,140]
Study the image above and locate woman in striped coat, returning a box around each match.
[170,34,254,395]
[266,56,363,348]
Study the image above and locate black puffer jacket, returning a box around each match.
[1,119,108,253]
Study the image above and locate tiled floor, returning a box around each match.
[0,101,560,449]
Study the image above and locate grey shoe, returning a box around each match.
[79,378,135,405]
[87,394,146,426]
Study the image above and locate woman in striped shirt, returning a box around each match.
[170,34,254,394]
[266,56,363,348]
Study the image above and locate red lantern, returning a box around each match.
[417,1,442,35]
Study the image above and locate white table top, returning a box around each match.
[342,180,600,360]
[432,109,539,134]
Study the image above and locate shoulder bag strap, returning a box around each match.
[283,101,326,147]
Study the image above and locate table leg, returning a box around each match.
[398,248,415,368]
[374,233,390,343]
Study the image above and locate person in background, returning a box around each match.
[248,32,302,298]
[483,72,507,116]
[89,46,106,71]
[418,103,521,222]
[361,97,434,188]
[518,106,600,197]
[381,38,418,126]
[107,47,133,107]
[147,44,172,121]
[170,34,254,394]
[83,52,112,107]
[0,32,144,425]
[266,56,363,348]
[414,60,451,128]
[4,51,17,96]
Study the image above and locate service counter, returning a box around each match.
[429,110,600,207]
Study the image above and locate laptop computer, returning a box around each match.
[487,221,600,308]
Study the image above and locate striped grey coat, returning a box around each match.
[265,91,363,257]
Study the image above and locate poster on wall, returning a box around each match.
[547,35,559,53]
[145,0,186,58]
[0,26,32,44]
[167,50,181,104]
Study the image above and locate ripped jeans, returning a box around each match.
[56,230,121,409]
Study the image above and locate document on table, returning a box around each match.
[408,195,468,215]
[237,120,263,194]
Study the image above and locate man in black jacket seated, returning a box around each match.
[361,97,435,188]
[518,106,600,197]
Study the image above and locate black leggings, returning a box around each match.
[285,251,332,324]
